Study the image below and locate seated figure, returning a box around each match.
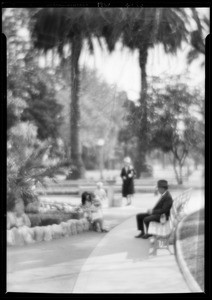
[80,192,108,233]
[94,182,108,208]
[79,191,93,226]
[90,193,107,232]
[7,196,31,229]
[7,195,33,245]
[135,180,173,239]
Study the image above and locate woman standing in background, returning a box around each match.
[120,157,136,206]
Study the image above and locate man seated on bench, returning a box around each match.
[135,180,173,239]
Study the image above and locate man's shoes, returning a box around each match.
[142,234,152,239]
[135,232,144,238]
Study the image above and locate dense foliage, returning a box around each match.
[119,76,204,183]
[4,8,65,210]
[3,7,207,196]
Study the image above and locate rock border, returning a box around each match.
[7,218,90,247]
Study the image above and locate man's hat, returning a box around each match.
[157,180,168,189]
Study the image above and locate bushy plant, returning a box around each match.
[27,211,82,227]
[4,7,67,209]
[25,201,40,214]
[7,121,68,211]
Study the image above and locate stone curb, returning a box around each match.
[7,218,90,247]
[174,216,202,293]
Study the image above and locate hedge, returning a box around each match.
[27,211,83,227]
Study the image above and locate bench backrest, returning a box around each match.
[169,188,192,228]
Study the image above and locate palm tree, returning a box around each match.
[31,8,203,178]
[94,7,206,177]
[31,8,102,179]
[117,8,190,176]
[31,7,126,178]
[187,8,209,65]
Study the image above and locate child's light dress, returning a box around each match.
[94,188,108,208]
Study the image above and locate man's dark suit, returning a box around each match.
[136,190,173,232]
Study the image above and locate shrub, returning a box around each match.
[7,126,67,213]
[55,168,67,175]
[25,201,40,213]
[27,211,82,227]
[27,213,42,227]
[7,193,17,212]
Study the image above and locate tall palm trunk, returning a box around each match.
[135,48,149,177]
[68,37,85,179]
[135,10,161,178]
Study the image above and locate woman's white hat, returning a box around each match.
[124,157,131,164]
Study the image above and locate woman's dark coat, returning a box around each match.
[120,166,136,197]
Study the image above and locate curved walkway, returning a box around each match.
[7,189,204,293]
[73,216,190,293]
[7,231,105,293]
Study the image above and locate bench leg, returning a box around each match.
[161,237,174,255]
[166,238,174,255]
[150,236,173,255]
[149,236,158,256]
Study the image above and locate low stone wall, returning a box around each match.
[7,218,90,247]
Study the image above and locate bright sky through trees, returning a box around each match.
[12,7,209,101]
[78,7,209,100]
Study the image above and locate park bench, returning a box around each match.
[148,188,192,256]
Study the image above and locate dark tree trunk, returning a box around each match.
[67,38,85,179]
[135,9,162,178]
[173,156,180,184]
[135,48,149,178]
[172,155,184,185]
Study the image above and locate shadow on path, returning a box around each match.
[73,216,190,293]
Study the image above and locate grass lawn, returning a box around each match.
[178,208,204,291]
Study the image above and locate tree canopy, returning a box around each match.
[149,78,204,184]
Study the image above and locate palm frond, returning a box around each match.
[203,16,210,28]
[7,141,67,208]
[96,36,104,50]
[187,48,200,64]
[190,30,205,54]
[87,36,94,54]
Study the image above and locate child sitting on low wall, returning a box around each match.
[90,193,108,233]
[94,182,108,208]
[80,192,93,227]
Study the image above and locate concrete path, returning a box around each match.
[6,199,145,293]
[73,216,190,293]
[7,189,204,293]
[7,232,106,293]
